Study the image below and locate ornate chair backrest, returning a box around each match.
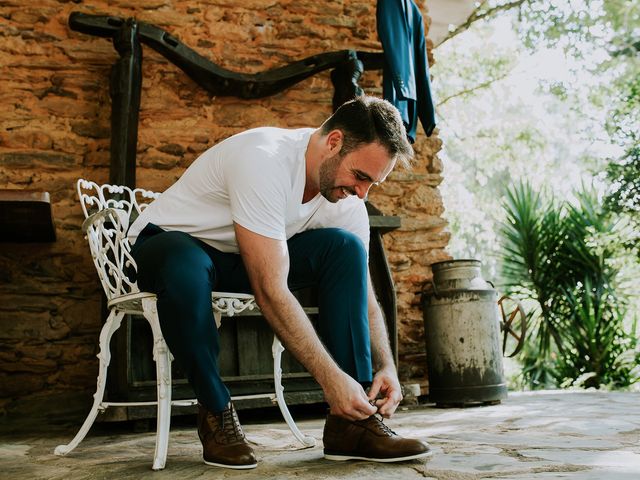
[77,179,160,301]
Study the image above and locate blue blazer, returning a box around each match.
[377,0,436,141]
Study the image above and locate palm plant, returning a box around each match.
[499,181,639,389]
[555,280,635,388]
[500,182,565,387]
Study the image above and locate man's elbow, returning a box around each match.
[250,279,290,312]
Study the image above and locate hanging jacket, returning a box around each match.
[377,0,436,141]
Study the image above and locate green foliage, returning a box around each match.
[604,75,640,215]
[518,0,609,55]
[605,152,640,216]
[601,65,640,267]
[556,280,639,388]
[500,182,640,389]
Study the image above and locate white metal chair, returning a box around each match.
[54,179,315,470]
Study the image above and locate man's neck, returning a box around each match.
[302,129,321,203]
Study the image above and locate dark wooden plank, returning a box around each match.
[255,317,275,376]
[217,319,239,377]
[0,190,55,242]
[236,317,263,376]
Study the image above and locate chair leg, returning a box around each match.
[54,309,125,456]
[213,311,222,329]
[142,297,173,471]
[271,336,316,448]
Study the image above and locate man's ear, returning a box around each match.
[326,129,344,155]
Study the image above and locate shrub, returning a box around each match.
[500,181,639,389]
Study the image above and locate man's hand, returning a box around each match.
[367,366,403,418]
[324,371,377,421]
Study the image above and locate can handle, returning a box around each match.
[429,279,440,299]
[498,295,527,357]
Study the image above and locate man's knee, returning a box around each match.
[313,228,367,263]
[286,228,368,288]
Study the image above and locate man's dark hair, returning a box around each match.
[320,96,414,169]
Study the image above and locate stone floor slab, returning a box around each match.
[0,390,638,479]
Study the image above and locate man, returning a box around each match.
[128,95,431,469]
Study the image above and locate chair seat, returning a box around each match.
[110,290,258,326]
[107,291,154,313]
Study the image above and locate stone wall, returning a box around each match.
[0,0,448,414]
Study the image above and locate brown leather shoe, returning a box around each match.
[323,413,432,462]
[197,403,257,469]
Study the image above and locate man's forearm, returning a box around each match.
[368,298,395,372]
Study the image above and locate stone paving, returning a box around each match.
[1,390,639,479]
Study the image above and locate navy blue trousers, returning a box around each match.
[131,224,373,413]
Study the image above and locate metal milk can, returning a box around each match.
[423,259,525,406]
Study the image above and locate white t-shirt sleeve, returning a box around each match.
[224,147,289,240]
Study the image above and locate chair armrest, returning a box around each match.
[82,208,129,234]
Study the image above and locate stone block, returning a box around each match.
[0,130,53,150]
[83,149,110,167]
[0,151,80,170]
[139,150,180,170]
[157,143,186,157]
[0,372,45,397]
[399,215,448,232]
[1,354,58,374]
[429,152,444,173]
[70,121,111,139]
[408,249,451,267]
[58,341,98,364]
[0,310,70,341]
[49,362,98,389]
[403,185,446,215]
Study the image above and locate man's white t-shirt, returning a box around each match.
[127,127,370,253]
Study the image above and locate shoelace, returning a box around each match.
[366,414,397,436]
[220,406,245,442]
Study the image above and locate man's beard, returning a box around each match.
[318,152,345,203]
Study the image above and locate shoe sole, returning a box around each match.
[324,450,433,463]
[203,459,258,469]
